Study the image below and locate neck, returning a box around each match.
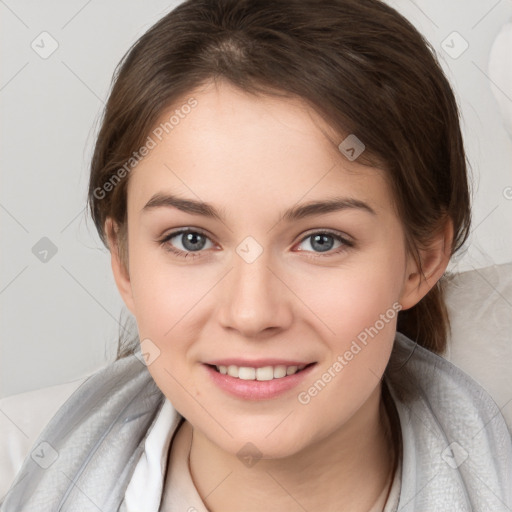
[188,384,396,512]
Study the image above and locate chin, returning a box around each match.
[201,414,316,460]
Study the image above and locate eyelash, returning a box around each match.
[159,228,354,260]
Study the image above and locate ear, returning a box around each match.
[399,217,453,310]
[105,218,136,315]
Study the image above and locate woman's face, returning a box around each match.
[114,80,418,458]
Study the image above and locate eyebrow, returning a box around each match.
[142,192,376,222]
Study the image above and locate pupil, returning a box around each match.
[312,234,333,252]
[183,232,204,251]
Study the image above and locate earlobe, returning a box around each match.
[399,218,454,311]
[105,218,136,315]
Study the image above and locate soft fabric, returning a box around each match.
[1,332,510,511]
[0,377,86,500]
[0,353,167,511]
[489,21,512,137]
[387,334,512,510]
[443,262,512,430]
[122,399,181,511]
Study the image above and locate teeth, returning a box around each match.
[286,366,298,376]
[273,365,287,379]
[239,367,256,380]
[256,366,273,381]
[215,364,307,380]
[227,365,238,377]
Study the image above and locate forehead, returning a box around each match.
[127,80,393,218]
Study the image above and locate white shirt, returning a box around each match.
[123,398,402,512]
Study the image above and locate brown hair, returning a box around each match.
[88,0,471,357]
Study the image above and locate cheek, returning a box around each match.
[126,243,215,395]
[304,249,405,345]
[126,255,205,414]
[291,246,405,403]
[127,238,202,335]
[291,276,400,442]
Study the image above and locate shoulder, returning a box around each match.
[387,333,512,509]
[388,332,511,436]
[443,262,512,431]
[0,378,87,499]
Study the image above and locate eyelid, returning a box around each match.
[159,227,352,243]
[297,228,354,245]
[159,227,217,251]
[293,230,354,258]
[159,226,211,241]
[159,227,354,259]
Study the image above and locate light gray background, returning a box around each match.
[1,0,511,398]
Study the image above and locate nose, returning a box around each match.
[217,247,294,338]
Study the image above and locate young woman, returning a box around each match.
[2,0,511,511]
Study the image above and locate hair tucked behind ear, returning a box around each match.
[88,0,471,358]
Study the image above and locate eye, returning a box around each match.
[160,229,215,259]
[295,230,353,257]
[159,228,354,260]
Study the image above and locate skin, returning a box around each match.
[107,79,452,511]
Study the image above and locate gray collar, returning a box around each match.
[2,333,511,511]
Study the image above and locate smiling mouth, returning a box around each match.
[206,362,316,381]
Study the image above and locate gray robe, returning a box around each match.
[1,332,511,511]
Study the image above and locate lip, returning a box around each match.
[205,358,312,368]
[203,362,317,401]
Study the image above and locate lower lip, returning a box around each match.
[203,363,316,400]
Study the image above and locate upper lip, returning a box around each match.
[205,359,315,368]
